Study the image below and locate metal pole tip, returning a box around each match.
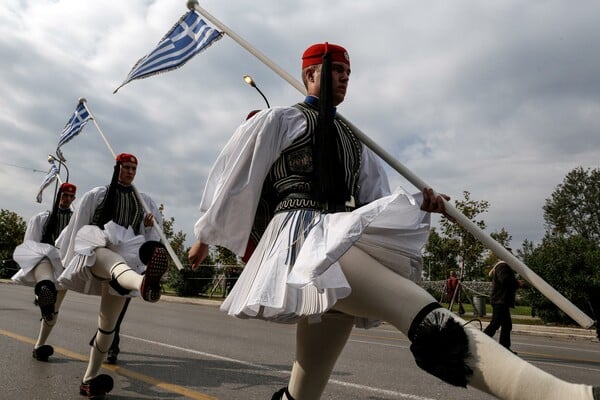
[187,0,199,10]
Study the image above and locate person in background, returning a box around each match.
[12,182,77,361]
[446,270,465,314]
[484,248,524,354]
[58,153,169,398]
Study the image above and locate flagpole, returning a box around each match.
[79,99,185,271]
[187,1,593,328]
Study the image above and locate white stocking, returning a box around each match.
[83,283,127,383]
[332,246,595,400]
[33,259,54,282]
[288,313,355,400]
[93,247,143,292]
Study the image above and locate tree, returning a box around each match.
[543,167,600,241]
[158,204,188,270]
[425,191,495,281]
[158,204,216,296]
[523,167,600,328]
[522,234,599,327]
[214,245,239,267]
[423,228,459,281]
[0,209,26,278]
[481,228,513,272]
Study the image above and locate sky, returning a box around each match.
[1,0,599,255]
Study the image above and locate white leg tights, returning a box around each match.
[83,283,127,383]
[329,246,594,400]
[288,313,355,400]
[33,259,54,283]
[83,247,139,382]
[93,247,143,292]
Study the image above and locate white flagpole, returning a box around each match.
[79,98,185,271]
[187,1,594,328]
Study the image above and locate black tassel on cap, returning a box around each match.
[95,163,120,230]
[41,187,63,244]
[312,42,350,209]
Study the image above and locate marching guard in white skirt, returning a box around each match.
[58,153,169,398]
[189,43,599,400]
[12,182,77,362]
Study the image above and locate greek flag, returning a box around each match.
[114,10,222,93]
[56,102,91,160]
[36,160,60,203]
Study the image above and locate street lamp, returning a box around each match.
[243,75,270,108]
[48,153,69,182]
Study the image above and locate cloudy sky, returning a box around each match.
[1,0,598,254]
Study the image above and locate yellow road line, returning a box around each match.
[0,328,218,400]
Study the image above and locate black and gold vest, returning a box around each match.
[92,184,144,234]
[267,101,362,214]
[41,209,72,245]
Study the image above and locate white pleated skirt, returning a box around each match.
[221,188,430,327]
[12,241,64,287]
[58,222,145,296]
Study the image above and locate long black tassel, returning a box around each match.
[40,187,63,244]
[95,164,120,229]
[312,45,350,209]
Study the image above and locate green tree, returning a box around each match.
[542,167,600,241]
[481,228,513,274]
[214,245,239,267]
[523,167,600,328]
[423,228,459,281]
[0,209,26,278]
[523,234,599,326]
[159,204,216,296]
[426,191,491,281]
[159,204,188,269]
[424,192,515,282]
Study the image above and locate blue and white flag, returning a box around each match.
[36,160,60,203]
[114,10,222,93]
[56,101,91,161]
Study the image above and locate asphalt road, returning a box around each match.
[1,282,598,400]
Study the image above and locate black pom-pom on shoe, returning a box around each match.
[79,374,113,398]
[408,303,473,387]
[32,345,54,362]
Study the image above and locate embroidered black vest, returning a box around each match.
[268,101,361,213]
[92,184,144,234]
[247,103,362,246]
[41,209,72,244]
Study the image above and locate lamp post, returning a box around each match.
[243,75,270,108]
[48,153,69,183]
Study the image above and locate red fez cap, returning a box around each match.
[302,42,349,68]
[60,182,77,194]
[116,153,138,165]
[246,110,260,120]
